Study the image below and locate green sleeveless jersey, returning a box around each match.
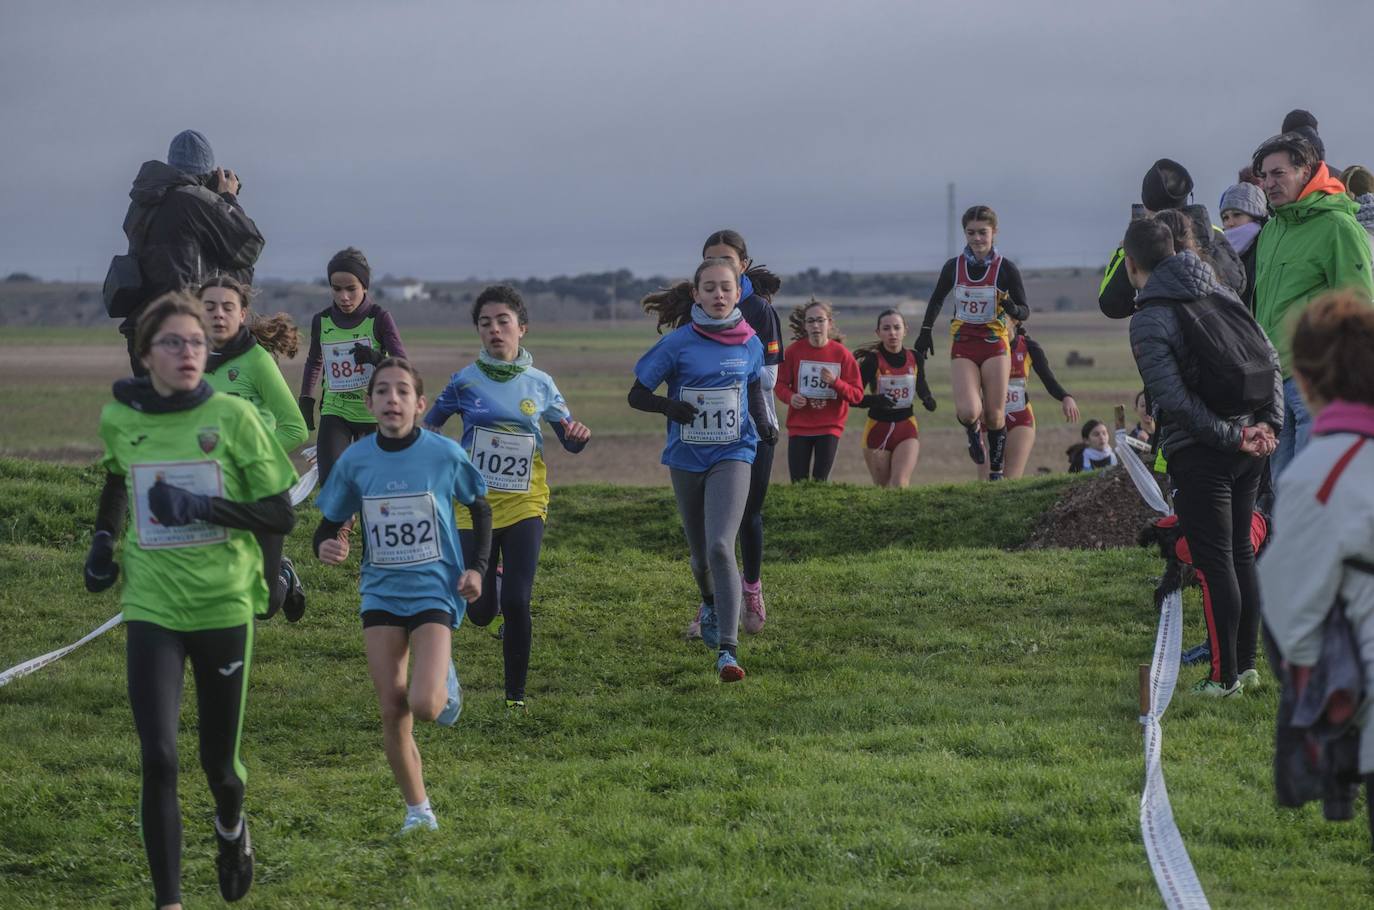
[317,313,378,423]
[204,343,308,454]
[98,392,298,631]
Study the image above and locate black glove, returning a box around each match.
[757,422,778,446]
[298,395,316,432]
[915,328,935,359]
[84,530,120,593]
[922,395,937,413]
[148,480,214,527]
[352,343,384,367]
[662,400,700,425]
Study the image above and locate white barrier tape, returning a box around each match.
[289,464,318,506]
[0,612,124,688]
[1115,429,1210,908]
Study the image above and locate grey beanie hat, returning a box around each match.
[167,130,215,175]
[1219,183,1268,220]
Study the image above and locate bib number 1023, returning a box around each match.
[470,427,535,492]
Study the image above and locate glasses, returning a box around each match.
[151,335,207,354]
[805,317,829,326]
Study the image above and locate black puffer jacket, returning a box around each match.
[120,160,265,328]
[1099,204,1246,319]
[1128,251,1283,458]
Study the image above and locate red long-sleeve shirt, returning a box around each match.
[776,339,864,437]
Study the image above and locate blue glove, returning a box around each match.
[148,480,213,527]
[84,530,120,593]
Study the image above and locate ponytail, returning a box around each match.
[198,274,300,359]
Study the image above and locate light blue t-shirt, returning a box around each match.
[634,324,763,472]
[317,430,487,624]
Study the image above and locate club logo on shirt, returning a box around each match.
[385,480,409,491]
[197,428,220,454]
[519,398,537,416]
[228,368,239,382]
[378,502,391,517]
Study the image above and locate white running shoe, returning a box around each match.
[400,810,438,834]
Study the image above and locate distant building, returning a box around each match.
[377,279,429,301]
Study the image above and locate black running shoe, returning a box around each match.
[280,556,306,623]
[966,425,986,465]
[215,816,254,902]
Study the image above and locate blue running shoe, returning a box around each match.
[716,650,745,683]
[1181,642,1211,666]
[436,659,462,726]
[700,602,719,650]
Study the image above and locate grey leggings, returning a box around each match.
[670,460,752,649]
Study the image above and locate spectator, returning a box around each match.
[1124,217,1282,696]
[1237,165,1263,188]
[116,130,264,375]
[1281,108,1331,170]
[1341,166,1374,256]
[1066,419,1119,472]
[1260,290,1374,841]
[1130,390,1155,445]
[1252,131,1374,478]
[1099,158,1246,319]
[1219,182,1270,312]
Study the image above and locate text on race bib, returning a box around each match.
[131,461,228,550]
[1006,379,1028,414]
[361,492,441,567]
[470,427,536,492]
[797,360,837,400]
[679,385,741,445]
[322,339,372,392]
[877,373,915,405]
[954,286,998,324]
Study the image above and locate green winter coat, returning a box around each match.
[1254,173,1374,376]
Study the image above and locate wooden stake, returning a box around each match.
[1115,404,1127,430]
[1139,664,1151,715]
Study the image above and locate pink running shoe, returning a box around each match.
[742,581,766,634]
[683,602,707,640]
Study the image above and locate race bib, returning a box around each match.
[470,427,536,492]
[1006,379,1028,414]
[131,461,227,550]
[679,385,741,445]
[362,493,441,567]
[954,286,998,324]
[323,339,372,392]
[797,360,837,400]
[877,374,916,406]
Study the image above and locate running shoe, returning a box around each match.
[400,810,439,834]
[742,582,766,635]
[215,816,254,903]
[684,602,707,640]
[966,425,986,465]
[280,556,306,623]
[1237,668,1262,691]
[987,471,1004,482]
[436,659,463,726]
[506,698,527,712]
[1191,677,1242,698]
[699,603,720,650]
[1180,642,1212,666]
[716,650,746,683]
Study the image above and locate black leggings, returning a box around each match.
[316,414,376,488]
[126,620,252,908]
[740,438,774,583]
[787,434,839,482]
[461,517,545,702]
[257,532,287,616]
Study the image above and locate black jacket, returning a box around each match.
[1099,205,1246,319]
[121,161,265,326]
[1128,251,1283,458]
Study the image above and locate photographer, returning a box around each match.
[116,130,264,375]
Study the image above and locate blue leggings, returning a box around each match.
[461,517,545,701]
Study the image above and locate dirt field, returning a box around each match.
[0,313,1139,486]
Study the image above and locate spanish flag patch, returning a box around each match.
[766,340,780,354]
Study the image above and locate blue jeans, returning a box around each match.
[1270,377,1312,483]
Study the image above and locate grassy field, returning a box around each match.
[1,458,1370,908]
[0,312,1143,485]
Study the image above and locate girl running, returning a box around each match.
[852,309,936,488]
[423,285,591,710]
[776,299,864,482]
[977,318,1079,480]
[84,292,298,909]
[313,358,492,834]
[298,247,408,487]
[917,205,1031,481]
[629,258,772,681]
[199,275,308,621]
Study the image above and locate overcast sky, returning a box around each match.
[3,0,1369,283]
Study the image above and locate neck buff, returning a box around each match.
[113,377,214,414]
[206,326,255,374]
[1223,221,1262,256]
[964,245,999,267]
[690,303,755,345]
[476,346,533,383]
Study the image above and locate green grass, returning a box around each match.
[2,458,1370,908]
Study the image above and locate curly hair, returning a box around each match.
[789,298,844,343]
[1291,290,1374,407]
[471,284,528,326]
[197,275,300,359]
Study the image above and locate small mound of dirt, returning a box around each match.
[1020,465,1164,550]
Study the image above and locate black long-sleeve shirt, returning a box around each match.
[856,348,934,421]
[1016,331,1072,402]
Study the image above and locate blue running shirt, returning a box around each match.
[316,430,487,624]
[634,325,763,472]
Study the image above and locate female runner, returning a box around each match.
[976,318,1079,480]
[852,309,936,488]
[776,299,863,482]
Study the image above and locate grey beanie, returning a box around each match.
[167,130,215,175]
[1219,183,1268,220]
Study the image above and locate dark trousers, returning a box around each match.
[316,414,376,488]
[1169,446,1264,686]
[787,434,839,482]
[461,517,545,702]
[126,621,252,907]
[740,438,774,583]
